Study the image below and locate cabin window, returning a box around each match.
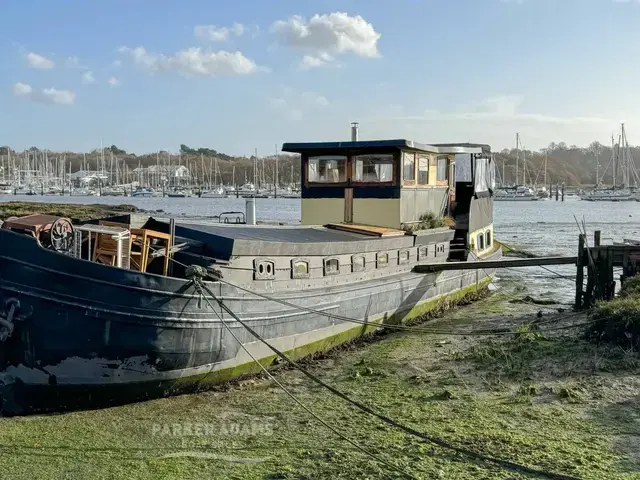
[353,154,394,183]
[376,252,389,268]
[308,155,347,183]
[418,245,428,260]
[352,255,366,272]
[477,233,485,251]
[398,250,410,265]
[291,259,310,279]
[324,258,340,276]
[403,152,415,182]
[254,259,276,280]
[417,154,430,185]
[486,230,492,247]
[437,156,448,182]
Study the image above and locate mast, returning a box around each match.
[544,150,547,187]
[515,133,519,186]
[274,144,279,198]
[595,145,599,188]
[612,135,616,190]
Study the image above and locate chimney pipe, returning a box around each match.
[350,122,359,142]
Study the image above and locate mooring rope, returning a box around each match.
[187,268,582,480]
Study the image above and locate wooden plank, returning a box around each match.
[414,256,577,273]
[325,223,406,237]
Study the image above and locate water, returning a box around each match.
[3,194,640,303]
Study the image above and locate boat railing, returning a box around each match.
[218,211,246,224]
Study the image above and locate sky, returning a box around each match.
[2,0,640,155]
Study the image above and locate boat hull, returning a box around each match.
[0,229,499,415]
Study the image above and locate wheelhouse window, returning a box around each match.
[436,156,448,182]
[418,154,430,185]
[353,154,394,183]
[403,152,415,183]
[308,155,347,183]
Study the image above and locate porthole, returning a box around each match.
[418,245,428,260]
[291,258,310,279]
[398,250,410,265]
[377,252,389,268]
[254,259,275,280]
[324,258,340,276]
[352,255,366,272]
[435,244,445,256]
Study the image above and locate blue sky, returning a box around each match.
[2,0,640,155]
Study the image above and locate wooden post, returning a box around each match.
[584,230,600,308]
[607,249,615,300]
[575,234,585,309]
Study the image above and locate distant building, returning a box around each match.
[68,170,109,186]
[133,165,190,184]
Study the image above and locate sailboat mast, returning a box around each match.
[515,133,519,186]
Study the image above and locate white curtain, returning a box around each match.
[474,157,488,192]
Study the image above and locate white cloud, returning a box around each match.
[271,12,381,67]
[194,23,245,42]
[42,88,76,105]
[118,45,260,77]
[13,82,76,105]
[82,71,95,84]
[108,76,120,87]
[26,52,55,69]
[13,82,33,96]
[111,60,122,68]
[373,95,609,126]
[300,52,334,69]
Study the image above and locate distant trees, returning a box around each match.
[109,145,127,155]
[179,144,233,161]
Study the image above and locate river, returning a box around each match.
[3,194,640,303]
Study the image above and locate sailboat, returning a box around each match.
[580,124,637,201]
[495,133,539,201]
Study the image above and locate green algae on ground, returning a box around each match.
[1,289,638,479]
[0,201,137,222]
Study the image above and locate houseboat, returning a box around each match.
[0,130,500,415]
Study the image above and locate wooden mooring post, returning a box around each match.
[575,234,585,309]
[577,230,639,308]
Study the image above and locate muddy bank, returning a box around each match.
[0,278,637,479]
[0,201,138,222]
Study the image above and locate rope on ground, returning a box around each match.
[188,271,582,480]
[186,266,415,480]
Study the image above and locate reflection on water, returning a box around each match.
[3,195,639,303]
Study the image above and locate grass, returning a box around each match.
[0,201,137,222]
[1,290,638,480]
[587,274,640,351]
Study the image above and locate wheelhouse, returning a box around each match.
[283,138,493,232]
